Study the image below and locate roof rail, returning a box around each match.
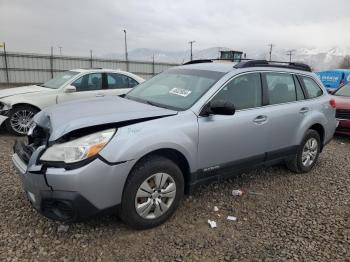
[183,59,214,65]
[234,60,312,72]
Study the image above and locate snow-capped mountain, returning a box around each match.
[264,47,350,71]
[104,47,350,71]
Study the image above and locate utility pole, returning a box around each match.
[286,50,296,62]
[123,29,129,71]
[268,44,274,61]
[188,40,195,61]
[90,50,93,68]
[58,46,62,56]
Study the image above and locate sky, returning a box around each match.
[1,0,350,56]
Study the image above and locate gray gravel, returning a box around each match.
[0,127,349,261]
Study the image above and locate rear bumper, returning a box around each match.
[335,119,350,135]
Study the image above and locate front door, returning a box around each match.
[197,72,269,179]
[57,73,104,103]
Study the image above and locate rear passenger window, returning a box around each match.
[212,73,262,110]
[301,77,323,98]
[107,73,138,89]
[266,73,297,105]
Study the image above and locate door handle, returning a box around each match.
[95,93,105,97]
[299,107,309,114]
[253,115,268,124]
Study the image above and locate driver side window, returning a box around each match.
[71,73,103,92]
[211,73,262,110]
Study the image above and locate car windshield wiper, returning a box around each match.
[145,100,159,107]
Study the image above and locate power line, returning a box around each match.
[188,41,195,61]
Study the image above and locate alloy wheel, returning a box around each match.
[302,138,318,167]
[135,173,176,219]
[10,109,35,135]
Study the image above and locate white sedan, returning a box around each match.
[0,69,144,135]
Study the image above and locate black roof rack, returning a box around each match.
[183,59,312,72]
[183,59,214,65]
[234,60,312,72]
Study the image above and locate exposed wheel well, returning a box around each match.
[309,123,325,150]
[134,149,191,193]
[11,103,41,112]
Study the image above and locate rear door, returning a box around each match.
[57,73,104,103]
[262,72,308,158]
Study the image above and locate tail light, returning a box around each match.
[329,98,336,109]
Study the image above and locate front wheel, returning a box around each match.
[286,129,321,173]
[5,105,39,136]
[119,156,184,229]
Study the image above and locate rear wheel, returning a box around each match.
[286,129,321,173]
[5,105,39,136]
[119,156,184,229]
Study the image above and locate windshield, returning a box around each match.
[126,68,224,110]
[41,71,79,89]
[335,83,350,97]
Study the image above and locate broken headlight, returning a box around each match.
[40,128,116,164]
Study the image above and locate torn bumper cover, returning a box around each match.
[0,101,11,126]
[0,114,8,126]
[12,139,136,222]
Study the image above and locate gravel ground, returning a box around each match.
[0,127,349,261]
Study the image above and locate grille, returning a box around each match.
[14,125,49,164]
[336,109,350,120]
[14,139,36,164]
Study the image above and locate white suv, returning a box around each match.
[0,69,144,135]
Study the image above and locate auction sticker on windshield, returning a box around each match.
[169,87,192,97]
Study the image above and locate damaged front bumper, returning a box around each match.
[0,101,11,126]
[0,114,8,126]
[12,139,135,222]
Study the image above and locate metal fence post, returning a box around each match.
[90,50,93,68]
[3,43,10,86]
[50,46,54,78]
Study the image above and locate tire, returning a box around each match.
[286,129,321,174]
[5,105,39,136]
[119,155,184,229]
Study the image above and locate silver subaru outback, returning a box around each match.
[12,60,337,229]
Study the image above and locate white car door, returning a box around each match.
[57,73,104,103]
[103,73,139,96]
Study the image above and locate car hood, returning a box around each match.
[333,95,350,110]
[34,96,178,141]
[0,85,50,99]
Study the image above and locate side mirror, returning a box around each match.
[201,100,236,116]
[328,89,336,95]
[64,85,76,93]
